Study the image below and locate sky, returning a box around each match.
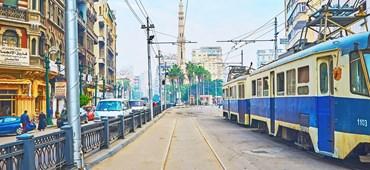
[109,0,286,76]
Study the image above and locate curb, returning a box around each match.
[84,110,170,170]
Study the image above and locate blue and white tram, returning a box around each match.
[223,32,370,160]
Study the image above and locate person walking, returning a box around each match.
[20,110,30,132]
[38,112,47,131]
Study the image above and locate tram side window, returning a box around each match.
[263,77,269,96]
[350,52,369,96]
[286,69,296,95]
[277,72,285,96]
[298,66,309,95]
[257,79,262,97]
[238,84,245,98]
[252,80,257,96]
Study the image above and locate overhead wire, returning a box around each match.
[124,0,144,25]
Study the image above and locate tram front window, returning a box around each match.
[364,53,370,80]
[350,52,369,96]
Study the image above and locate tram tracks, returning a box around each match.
[161,114,227,170]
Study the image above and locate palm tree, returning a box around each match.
[186,62,196,104]
[167,64,184,103]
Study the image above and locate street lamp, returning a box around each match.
[45,46,59,126]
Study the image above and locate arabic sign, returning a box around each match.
[55,81,66,98]
[0,46,29,66]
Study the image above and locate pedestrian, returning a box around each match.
[20,110,30,132]
[38,112,47,131]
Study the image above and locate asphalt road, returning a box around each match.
[93,106,369,170]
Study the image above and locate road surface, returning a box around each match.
[93,106,368,170]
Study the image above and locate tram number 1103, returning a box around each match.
[357,118,368,127]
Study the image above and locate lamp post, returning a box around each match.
[79,64,84,96]
[45,46,59,126]
[94,75,98,106]
[102,77,106,99]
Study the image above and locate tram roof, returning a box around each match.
[223,75,248,86]
[251,32,370,75]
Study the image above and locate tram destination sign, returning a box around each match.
[0,46,29,66]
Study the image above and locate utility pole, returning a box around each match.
[65,0,82,168]
[164,62,167,109]
[156,50,163,111]
[94,75,98,106]
[141,17,155,120]
[274,17,278,60]
[241,50,244,66]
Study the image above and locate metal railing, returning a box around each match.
[0,105,172,170]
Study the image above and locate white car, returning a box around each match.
[95,99,132,120]
[129,100,147,111]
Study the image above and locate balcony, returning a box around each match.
[0,6,27,21]
[98,58,105,64]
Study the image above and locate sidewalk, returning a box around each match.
[92,107,223,170]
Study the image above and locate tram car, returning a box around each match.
[223,32,370,160]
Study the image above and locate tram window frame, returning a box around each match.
[257,78,262,97]
[252,80,257,96]
[298,66,310,83]
[277,72,285,96]
[320,63,329,94]
[286,69,296,96]
[349,51,369,96]
[263,77,269,96]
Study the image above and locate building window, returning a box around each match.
[277,72,285,96]
[350,52,369,96]
[252,80,256,96]
[49,1,54,20]
[298,66,309,83]
[286,69,296,95]
[31,38,36,55]
[2,30,19,47]
[263,77,269,96]
[257,79,262,97]
[0,90,17,116]
[39,32,46,56]
[32,0,37,10]
[40,0,45,16]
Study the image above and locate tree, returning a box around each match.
[186,62,196,104]
[167,64,184,103]
[80,95,91,107]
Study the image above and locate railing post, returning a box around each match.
[138,111,142,128]
[61,125,74,168]
[17,134,35,170]
[142,111,146,124]
[131,112,135,132]
[102,118,110,148]
[119,115,125,139]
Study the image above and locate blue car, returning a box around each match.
[0,116,23,135]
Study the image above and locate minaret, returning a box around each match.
[177,0,186,68]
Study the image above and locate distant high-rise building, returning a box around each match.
[192,47,224,80]
[256,49,284,67]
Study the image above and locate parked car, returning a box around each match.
[57,108,88,128]
[84,106,95,121]
[129,100,146,111]
[0,116,31,135]
[95,99,132,120]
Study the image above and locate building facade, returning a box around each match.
[93,0,117,100]
[0,0,68,117]
[77,0,98,103]
[192,47,224,80]
[285,0,367,49]
[256,49,284,67]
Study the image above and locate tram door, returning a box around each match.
[270,71,276,135]
[317,58,334,154]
